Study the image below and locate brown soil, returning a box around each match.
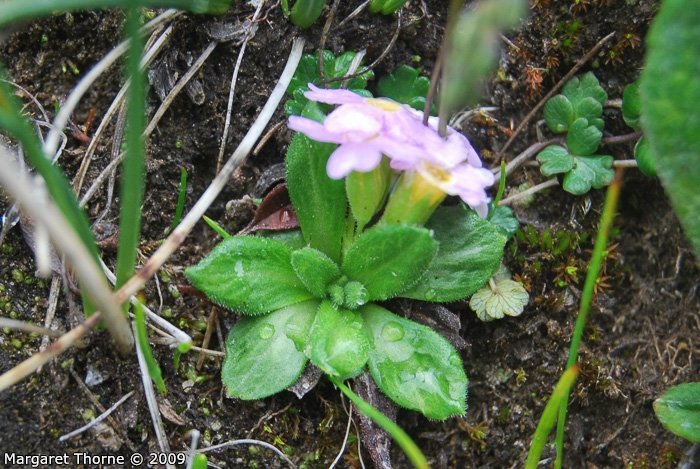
[1,1,698,468]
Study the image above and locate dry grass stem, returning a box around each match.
[113,37,305,306]
[58,390,135,442]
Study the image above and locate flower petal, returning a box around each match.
[304,83,367,105]
[288,116,344,144]
[326,142,383,179]
[324,103,383,139]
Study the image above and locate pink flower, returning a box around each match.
[287,84,495,217]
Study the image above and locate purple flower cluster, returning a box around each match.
[287,84,495,217]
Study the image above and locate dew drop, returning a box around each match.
[424,289,437,301]
[258,323,275,339]
[381,321,405,342]
[400,370,416,382]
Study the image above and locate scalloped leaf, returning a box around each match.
[566,117,602,156]
[562,154,615,195]
[185,236,314,315]
[537,144,574,176]
[222,300,319,399]
[285,51,374,116]
[544,94,574,133]
[377,65,435,113]
[469,277,528,322]
[361,303,467,419]
[562,72,607,108]
[634,136,656,177]
[622,80,642,130]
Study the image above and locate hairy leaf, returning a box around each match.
[401,206,506,302]
[654,382,700,443]
[291,247,341,298]
[361,303,467,419]
[286,133,347,263]
[185,236,313,315]
[342,224,437,301]
[222,300,319,399]
[306,300,369,378]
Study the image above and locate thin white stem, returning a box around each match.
[0,313,102,391]
[216,0,265,173]
[76,21,176,195]
[101,259,192,345]
[328,394,354,469]
[197,439,296,468]
[58,391,135,441]
[114,38,306,305]
[613,159,638,168]
[44,9,182,159]
[133,322,174,469]
[0,317,64,338]
[0,144,133,354]
[144,41,218,138]
[185,430,201,469]
[498,177,559,206]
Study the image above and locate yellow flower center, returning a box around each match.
[366,98,402,112]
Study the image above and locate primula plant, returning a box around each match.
[186,83,508,420]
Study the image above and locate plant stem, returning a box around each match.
[328,376,429,469]
[553,170,623,469]
[115,0,147,298]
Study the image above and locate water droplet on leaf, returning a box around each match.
[234,260,244,277]
[424,289,436,301]
[400,370,416,382]
[381,321,405,342]
[258,323,275,339]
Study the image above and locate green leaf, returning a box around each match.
[575,97,604,124]
[469,276,529,322]
[543,94,574,133]
[640,0,700,257]
[286,133,347,263]
[346,157,392,230]
[488,205,520,239]
[566,117,602,156]
[222,300,319,399]
[562,72,607,109]
[291,247,341,298]
[306,300,369,378]
[360,303,467,419]
[342,224,438,301]
[401,206,506,302]
[285,51,374,116]
[377,65,434,114]
[289,0,326,28]
[653,382,700,443]
[634,136,657,177]
[185,236,314,315]
[622,80,642,130]
[562,154,615,195]
[369,0,411,14]
[258,229,307,251]
[537,144,574,176]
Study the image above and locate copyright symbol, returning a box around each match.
[131,453,144,466]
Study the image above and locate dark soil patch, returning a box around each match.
[1,1,698,468]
